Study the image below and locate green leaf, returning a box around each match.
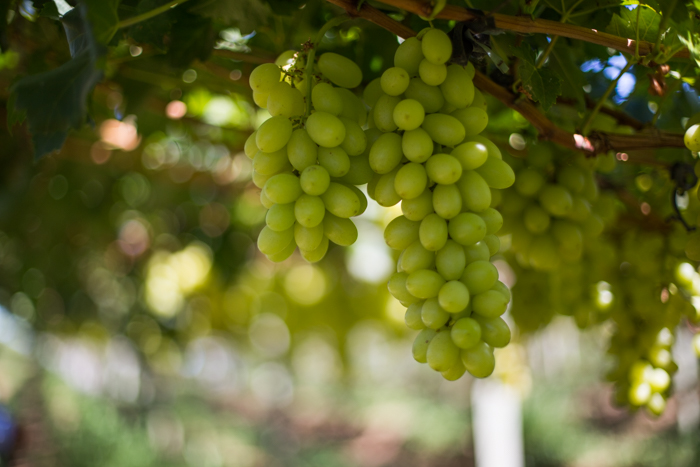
[38,1,60,18]
[605,6,660,42]
[83,0,120,45]
[128,0,174,51]
[550,46,587,112]
[9,6,104,160]
[512,47,562,111]
[167,14,216,67]
[189,0,271,34]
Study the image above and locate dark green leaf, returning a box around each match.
[550,46,587,112]
[167,14,216,67]
[189,0,271,34]
[605,6,660,42]
[83,0,120,45]
[128,0,174,51]
[262,0,305,16]
[513,47,562,111]
[38,1,60,18]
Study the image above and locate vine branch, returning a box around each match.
[325,0,685,159]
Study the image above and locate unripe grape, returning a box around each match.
[461,341,495,378]
[370,132,404,174]
[318,146,350,178]
[300,235,329,263]
[250,63,281,94]
[451,107,488,137]
[438,280,471,313]
[381,66,410,96]
[440,64,474,108]
[448,213,487,246]
[524,205,551,234]
[394,36,424,76]
[287,129,318,172]
[317,52,363,89]
[458,170,492,212]
[451,318,481,349]
[321,182,361,218]
[253,147,291,176]
[338,153,374,185]
[463,135,501,159]
[363,78,384,108]
[295,194,325,228]
[405,302,426,330]
[294,222,324,251]
[402,128,434,163]
[442,360,467,381]
[312,82,343,116]
[539,184,573,217]
[421,28,452,65]
[266,202,296,231]
[395,163,428,200]
[475,157,515,189]
[323,213,358,246]
[373,94,401,132]
[482,234,500,256]
[427,330,460,372]
[256,116,293,153]
[267,82,304,117]
[300,165,331,196]
[413,328,437,363]
[388,272,419,303]
[393,99,425,131]
[422,114,465,147]
[384,215,420,250]
[405,78,444,113]
[461,260,498,295]
[253,90,270,108]
[306,112,346,148]
[436,240,467,280]
[685,124,700,151]
[400,241,436,273]
[406,269,446,299]
[258,225,294,256]
[374,168,402,207]
[557,165,586,193]
[464,241,491,264]
[260,188,274,209]
[471,88,487,110]
[244,131,259,159]
[263,173,303,204]
[478,208,503,234]
[341,183,367,215]
[426,153,463,184]
[339,117,367,155]
[515,168,545,196]
[418,59,447,86]
[421,297,450,329]
[267,238,296,262]
[528,235,560,270]
[432,184,462,219]
[452,141,488,170]
[402,188,435,221]
[336,88,367,126]
[419,213,448,251]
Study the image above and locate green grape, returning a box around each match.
[294,194,325,228]
[492,281,511,301]
[406,269,446,299]
[256,116,293,153]
[568,196,592,222]
[384,216,420,250]
[440,101,457,114]
[524,205,551,234]
[551,221,583,249]
[458,170,492,212]
[380,66,410,96]
[275,49,296,67]
[628,382,652,406]
[300,235,329,263]
[339,117,367,156]
[244,131,259,159]
[647,393,666,416]
[557,165,586,193]
[341,183,367,215]
[427,330,460,372]
[405,302,426,330]
[369,132,403,174]
[475,157,515,189]
[300,165,331,196]
[267,82,305,117]
[438,280,471,313]
[436,240,467,280]
[478,208,503,234]
[317,52,363,89]
[426,153,463,184]
[451,318,482,349]
[363,77,384,108]
[432,184,462,219]
[266,202,296,231]
[419,213,449,251]
[461,260,498,295]
[393,99,425,131]
[514,168,545,196]
[582,214,604,238]
[253,147,291,176]
[451,141,488,170]
[373,94,402,132]
[253,90,270,108]
[395,162,428,200]
[263,173,303,204]
[249,63,281,94]
[336,88,367,126]
[374,168,402,207]
[323,213,358,246]
[448,213,487,246]
[402,128,434,163]
[440,64,474,108]
[421,297,450,329]
[405,77,445,113]
[463,135,501,159]
[257,225,294,256]
[442,360,467,381]
[413,328,437,363]
[400,241,436,273]
[473,315,510,348]
[483,234,500,256]
[337,153,374,185]
[394,36,424,76]
[451,107,488,137]
[267,238,296,263]
[287,129,318,172]
[321,182,361,218]
[422,114,466,147]
[260,189,275,209]
[294,222,324,251]
[464,241,491,263]
[418,59,447,86]
[461,341,495,378]
[528,235,560,270]
[686,231,700,261]
[311,82,343,116]
[648,368,670,392]
[318,146,350,178]
[471,88,487,110]
[402,188,435,221]
[306,112,346,148]
[685,124,700,151]
[421,28,452,65]
[539,184,573,217]
[388,272,419,303]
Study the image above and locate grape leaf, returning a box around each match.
[167,13,216,67]
[550,46,587,112]
[9,6,104,160]
[128,0,174,51]
[189,0,271,34]
[83,0,120,45]
[605,6,660,42]
[512,47,562,111]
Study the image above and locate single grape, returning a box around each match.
[413,328,437,363]
[685,124,700,151]
[440,64,474,109]
[339,117,367,156]
[266,202,296,232]
[461,260,498,295]
[300,165,331,196]
[384,215,421,250]
[370,132,404,174]
[442,360,467,381]
[539,184,573,217]
[363,78,384,108]
[263,173,303,204]
[400,240,436,273]
[422,114,466,147]
[405,77,445,113]
[421,28,452,65]
[250,63,281,94]
[287,129,318,172]
[244,131,259,159]
[267,237,297,262]
[464,241,491,263]
[426,153,463,184]
[451,318,482,349]
[300,235,329,263]
[418,59,447,86]
[461,341,495,378]
[395,162,428,200]
[318,146,350,178]
[402,128,434,163]
[438,280,471,313]
[448,213,487,246]
[321,182,361,218]
[436,240,467,280]
[394,36,424,76]
[405,301,426,330]
[294,222,324,251]
[451,141,489,170]
[421,297,450,329]
[373,168,402,207]
[475,157,516,189]
[381,67,410,96]
[306,112,346,148]
[267,82,305,117]
[253,147,291,176]
[295,194,326,228]
[312,82,343,116]
[432,184,462,219]
[419,213,449,251]
[514,168,545,196]
[317,52,363,89]
[451,107,488,137]
[323,213,358,246]
[256,116,293,153]
[373,94,402,132]
[257,225,294,256]
[472,289,509,318]
[402,188,435,221]
[458,170,492,212]
[406,269,446,299]
[478,208,503,234]
[427,330,460,372]
[393,99,426,131]
[524,205,551,234]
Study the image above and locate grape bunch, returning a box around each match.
[246,51,372,263]
[362,28,515,380]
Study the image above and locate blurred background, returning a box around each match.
[1,0,700,466]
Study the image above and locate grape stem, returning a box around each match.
[326,0,685,157]
[304,15,351,119]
